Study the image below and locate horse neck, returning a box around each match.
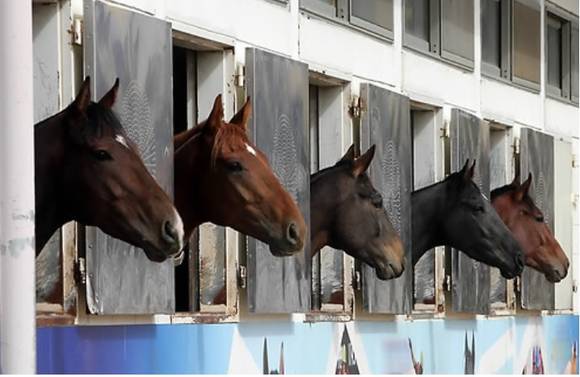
[34,113,71,253]
[309,172,337,255]
[174,130,207,239]
[411,182,447,265]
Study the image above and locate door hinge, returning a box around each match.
[237,265,247,289]
[513,137,521,155]
[353,270,361,290]
[76,257,87,285]
[234,64,245,88]
[515,276,521,293]
[69,18,83,46]
[444,274,451,292]
[349,96,362,118]
[441,120,450,139]
[572,154,578,168]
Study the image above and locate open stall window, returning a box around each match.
[518,128,555,310]
[307,76,354,320]
[82,0,175,315]
[245,48,311,313]
[404,0,474,69]
[300,0,393,41]
[554,138,574,311]
[359,84,413,314]
[34,0,78,326]
[411,102,445,314]
[488,123,516,314]
[171,39,239,322]
[545,6,578,103]
[448,109,491,314]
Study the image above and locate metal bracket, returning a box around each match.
[69,18,83,46]
[76,257,86,285]
[444,274,451,292]
[572,154,578,168]
[234,64,245,88]
[441,120,450,138]
[349,95,362,118]
[513,137,521,155]
[353,270,361,290]
[237,265,247,289]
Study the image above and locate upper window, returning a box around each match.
[481,0,541,91]
[404,0,475,70]
[545,9,578,103]
[300,0,394,39]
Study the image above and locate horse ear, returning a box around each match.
[352,145,375,177]
[206,94,224,130]
[98,78,119,108]
[510,171,521,187]
[462,159,476,181]
[73,76,91,114]
[338,144,356,163]
[229,97,251,131]
[513,173,532,202]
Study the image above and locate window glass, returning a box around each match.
[513,1,541,86]
[481,0,502,69]
[571,26,578,100]
[405,0,430,42]
[351,0,394,31]
[441,0,474,63]
[547,15,563,90]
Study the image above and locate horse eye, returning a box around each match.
[92,149,112,161]
[535,215,544,223]
[225,161,244,172]
[474,206,484,213]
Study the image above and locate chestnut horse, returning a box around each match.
[412,160,524,279]
[491,173,569,282]
[310,145,405,280]
[35,77,184,262]
[174,95,307,255]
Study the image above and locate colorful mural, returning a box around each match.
[37,315,579,374]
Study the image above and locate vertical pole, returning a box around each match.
[0,0,36,373]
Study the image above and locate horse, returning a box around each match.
[35,76,184,262]
[412,160,524,279]
[174,94,307,255]
[309,145,405,280]
[491,173,569,282]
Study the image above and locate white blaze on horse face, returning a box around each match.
[245,143,257,156]
[115,135,130,149]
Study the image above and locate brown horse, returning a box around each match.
[174,94,307,256]
[491,173,569,282]
[310,145,405,280]
[35,77,184,262]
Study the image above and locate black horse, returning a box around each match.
[412,160,524,279]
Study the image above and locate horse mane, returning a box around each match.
[310,160,351,183]
[175,120,249,168]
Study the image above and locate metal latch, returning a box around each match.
[441,121,450,138]
[353,270,361,290]
[70,18,83,46]
[76,257,87,285]
[444,274,451,292]
[572,154,578,168]
[237,265,247,289]
[513,137,521,155]
[515,277,521,293]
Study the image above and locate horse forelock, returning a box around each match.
[84,102,124,140]
[210,124,251,167]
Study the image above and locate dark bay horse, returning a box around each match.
[174,95,307,255]
[35,77,184,262]
[310,145,405,280]
[412,160,524,279]
[491,173,569,282]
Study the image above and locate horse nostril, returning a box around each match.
[286,222,299,245]
[162,220,179,245]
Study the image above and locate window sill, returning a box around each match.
[171,312,239,324]
[403,44,474,73]
[546,92,580,107]
[300,9,394,45]
[481,72,542,96]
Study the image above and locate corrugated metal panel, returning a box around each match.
[245,48,311,313]
[519,128,555,310]
[360,83,413,314]
[84,0,174,314]
[450,109,491,313]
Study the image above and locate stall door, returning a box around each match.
[83,0,174,314]
[520,128,554,310]
[449,109,491,313]
[245,48,310,313]
[360,84,413,314]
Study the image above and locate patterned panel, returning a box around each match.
[245,48,310,313]
[84,0,174,314]
[449,109,491,313]
[520,128,555,310]
[360,84,413,314]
